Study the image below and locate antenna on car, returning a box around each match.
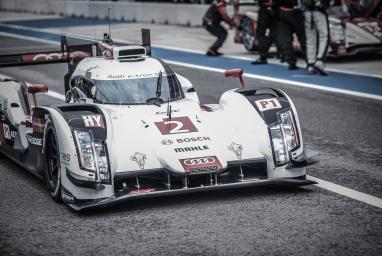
[107,7,112,40]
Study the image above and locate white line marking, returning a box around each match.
[307,175,382,208]
[0,31,60,45]
[164,60,382,101]
[47,91,65,101]
[154,44,382,79]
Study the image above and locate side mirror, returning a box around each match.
[224,68,245,88]
[28,84,48,107]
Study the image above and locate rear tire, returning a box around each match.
[43,120,61,202]
[241,17,257,52]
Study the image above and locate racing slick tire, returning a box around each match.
[241,17,257,52]
[43,119,62,202]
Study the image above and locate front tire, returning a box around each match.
[241,17,257,52]
[43,120,61,202]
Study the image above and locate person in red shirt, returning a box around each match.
[203,0,237,56]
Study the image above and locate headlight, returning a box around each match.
[329,20,346,43]
[94,142,110,182]
[74,130,96,171]
[270,124,288,165]
[279,111,299,151]
[270,110,300,166]
[73,129,110,183]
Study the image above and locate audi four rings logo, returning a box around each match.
[183,157,216,166]
[180,155,223,173]
[32,53,64,61]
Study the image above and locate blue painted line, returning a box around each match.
[0,23,61,41]
[152,48,382,96]
[1,19,382,97]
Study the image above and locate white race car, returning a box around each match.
[0,30,316,210]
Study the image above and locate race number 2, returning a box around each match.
[155,116,198,135]
[255,98,282,112]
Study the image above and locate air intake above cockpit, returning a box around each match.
[113,46,146,61]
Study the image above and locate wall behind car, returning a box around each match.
[0,0,227,27]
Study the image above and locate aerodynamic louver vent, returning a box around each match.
[113,46,146,61]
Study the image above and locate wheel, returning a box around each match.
[43,120,61,201]
[241,17,257,52]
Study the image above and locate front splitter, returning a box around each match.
[69,177,317,211]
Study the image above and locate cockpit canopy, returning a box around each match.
[70,61,184,105]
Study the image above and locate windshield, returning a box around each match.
[93,74,184,105]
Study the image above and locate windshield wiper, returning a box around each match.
[147,71,163,107]
[155,71,163,103]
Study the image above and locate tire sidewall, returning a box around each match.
[43,119,62,201]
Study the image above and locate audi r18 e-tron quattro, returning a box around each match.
[0,30,316,210]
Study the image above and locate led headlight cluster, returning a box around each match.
[329,20,346,43]
[270,110,299,166]
[73,130,110,183]
[94,142,109,182]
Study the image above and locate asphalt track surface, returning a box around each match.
[0,36,381,256]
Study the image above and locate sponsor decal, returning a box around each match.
[161,139,173,145]
[22,52,65,61]
[26,134,43,146]
[106,74,125,79]
[176,136,210,143]
[255,98,282,112]
[82,115,105,128]
[32,117,46,133]
[228,142,243,159]
[3,123,10,140]
[155,109,179,115]
[155,116,198,135]
[60,152,71,166]
[179,156,223,174]
[127,72,164,79]
[21,51,90,62]
[161,137,211,146]
[3,124,16,140]
[174,145,209,153]
[130,152,146,169]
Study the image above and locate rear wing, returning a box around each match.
[0,29,151,68]
[0,36,97,68]
[0,29,151,91]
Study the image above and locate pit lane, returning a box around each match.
[0,36,381,256]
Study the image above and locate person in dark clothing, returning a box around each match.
[251,0,282,64]
[203,0,237,56]
[278,0,306,70]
